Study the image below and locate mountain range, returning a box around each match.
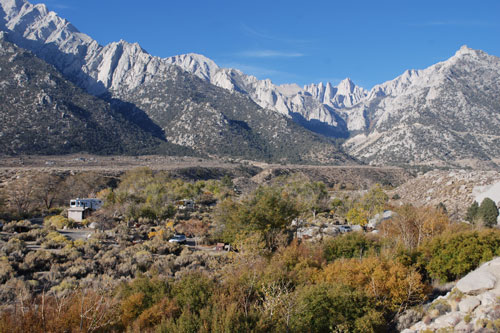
[1,0,499,168]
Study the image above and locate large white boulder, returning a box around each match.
[432,313,462,329]
[456,270,497,294]
[477,291,497,306]
[458,296,480,313]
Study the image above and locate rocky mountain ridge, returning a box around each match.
[158,46,500,169]
[0,0,353,163]
[343,46,500,168]
[165,53,366,138]
[1,0,500,168]
[0,35,191,155]
[0,0,353,139]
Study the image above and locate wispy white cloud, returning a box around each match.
[237,50,304,58]
[51,4,71,9]
[240,23,312,45]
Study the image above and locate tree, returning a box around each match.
[178,218,209,246]
[272,174,328,218]
[221,175,234,189]
[379,205,450,250]
[6,175,36,216]
[465,201,479,223]
[33,173,64,210]
[478,197,499,227]
[215,186,299,250]
[361,184,389,216]
[346,205,369,226]
[419,229,500,282]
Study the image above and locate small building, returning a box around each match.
[68,198,102,222]
[68,206,92,222]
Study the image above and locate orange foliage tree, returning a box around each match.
[379,205,450,250]
[317,256,429,314]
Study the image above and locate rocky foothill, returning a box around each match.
[390,169,500,220]
[402,257,500,332]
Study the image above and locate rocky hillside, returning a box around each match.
[402,257,500,332]
[0,35,192,156]
[390,169,500,220]
[0,0,352,163]
[343,46,500,168]
[116,64,353,164]
[2,0,500,168]
[165,54,362,138]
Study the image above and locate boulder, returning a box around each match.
[456,271,497,294]
[454,320,474,332]
[458,296,480,313]
[432,312,462,329]
[477,291,497,306]
[296,226,320,239]
[397,309,423,331]
[321,226,339,237]
[88,222,99,229]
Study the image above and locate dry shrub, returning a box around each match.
[317,256,429,313]
[379,205,450,250]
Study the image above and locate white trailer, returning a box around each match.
[69,198,103,210]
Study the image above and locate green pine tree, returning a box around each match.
[465,201,479,223]
[478,198,499,227]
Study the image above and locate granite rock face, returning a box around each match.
[456,270,497,294]
[402,257,500,332]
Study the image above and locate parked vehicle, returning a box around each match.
[338,225,352,233]
[168,234,187,244]
[69,198,103,210]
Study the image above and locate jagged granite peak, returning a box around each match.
[304,78,368,109]
[0,36,185,155]
[166,52,348,137]
[0,0,175,95]
[0,0,353,163]
[0,0,348,138]
[343,45,500,168]
[164,53,220,81]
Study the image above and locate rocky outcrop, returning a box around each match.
[343,46,500,168]
[391,170,500,220]
[0,0,353,163]
[166,53,353,138]
[402,257,500,332]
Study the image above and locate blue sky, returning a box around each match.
[33,0,500,89]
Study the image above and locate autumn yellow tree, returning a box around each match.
[379,205,450,249]
[317,257,429,314]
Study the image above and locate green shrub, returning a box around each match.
[291,283,386,333]
[44,215,74,229]
[41,231,70,249]
[419,230,500,282]
[323,232,380,262]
